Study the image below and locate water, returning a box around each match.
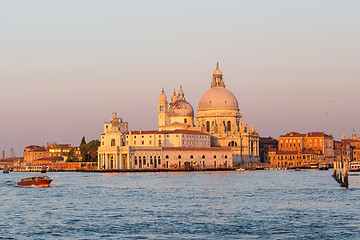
[1,170,360,239]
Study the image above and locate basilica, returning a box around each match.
[98,64,259,170]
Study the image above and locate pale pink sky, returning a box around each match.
[1,1,359,156]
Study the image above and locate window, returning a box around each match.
[158,140,162,146]
[202,155,205,159]
[165,155,169,159]
[213,155,217,159]
[190,155,193,159]
[142,141,144,145]
[225,155,228,159]
[178,155,181,159]
[158,157,161,165]
[150,156,153,164]
[143,157,146,165]
[184,119,187,123]
[227,121,231,132]
[111,139,115,146]
[149,141,152,145]
[206,121,210,132]
[134,141,136,145]
[134,157,137,165]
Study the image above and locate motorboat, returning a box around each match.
[319,165,329,170]
[17,175,52,187]
[349,161,360,172]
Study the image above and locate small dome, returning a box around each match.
[169,99,194,117]
[159,90,166,101]
[171,90,178,103]
[198,87,239,111]
[213,68,222,76]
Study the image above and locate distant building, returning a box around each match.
[334,141,351,163]
[259,137,278,163]
[339,130,360,162]
[270,131,334,168]
[23,145,49,164]
[23,143,81,165]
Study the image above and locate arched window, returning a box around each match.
[228,141,237,147]
[202,155,205,159]
[158,156,161,165]
[150,156,153,164]
[206,121,210,132]
[190,155,194,159]
[225,155,228,159]
[158,139,162,146]
[134,156,138,165]
[213,155,217,159]
[165,155,169,159]
[227,121,231,132]
[143,157,146,165]
[178,155,181,159]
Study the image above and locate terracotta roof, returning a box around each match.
[279,132,306,138]
[24,145,46,150]
[280,131,332,138]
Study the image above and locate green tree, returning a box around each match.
[80,136,86,146]
[67,148,79,162]
[80,139,100,162]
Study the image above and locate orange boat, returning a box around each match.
[17,175,52,187]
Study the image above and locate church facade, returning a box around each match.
[98,64,259,170]
[157,63,260,165]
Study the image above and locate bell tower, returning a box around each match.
[158,89,169,130]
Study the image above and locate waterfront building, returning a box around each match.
[23,145,49,164]
[270,131,334,168]
[98,116,233,170]
[23,143,81,165]
[47,143,78,158]
[259,137,278,163]
[98,64,256,170]
[339,130,360,162]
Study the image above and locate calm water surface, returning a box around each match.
[1,170,360,239]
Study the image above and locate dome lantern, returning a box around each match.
[211,62,225,88]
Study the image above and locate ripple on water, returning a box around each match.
[1,171,360,239]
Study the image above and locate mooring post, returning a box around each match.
[339,161,342,182]
[334,160,337,177]
[344,161,349,189]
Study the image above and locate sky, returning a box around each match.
[1,1,359,156]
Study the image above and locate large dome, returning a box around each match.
[198,87,239,111]
[169,100,194,117]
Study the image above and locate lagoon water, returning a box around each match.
[1,170,360,239]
